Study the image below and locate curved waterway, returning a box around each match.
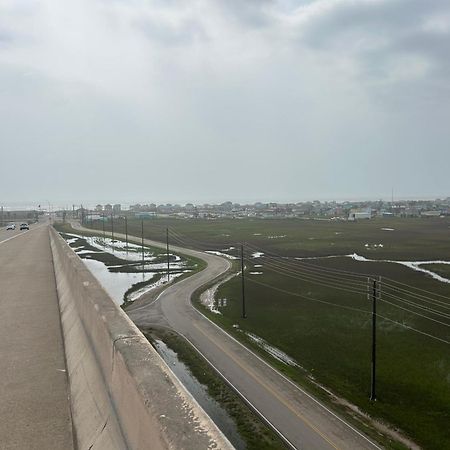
[294,253,450,284]
[60,232,191,304]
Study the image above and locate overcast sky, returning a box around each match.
[1,0,449,206]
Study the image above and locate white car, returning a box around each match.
[6,223,16,230]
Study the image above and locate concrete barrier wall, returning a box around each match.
[49,227,233,450]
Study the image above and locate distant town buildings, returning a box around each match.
[74,197,450,221]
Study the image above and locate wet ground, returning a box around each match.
[60,232,194,304]
[152,339,246,450]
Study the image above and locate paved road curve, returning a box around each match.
[74,222,381,450]
[0,223,73,450]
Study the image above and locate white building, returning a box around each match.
[348,209,372,221]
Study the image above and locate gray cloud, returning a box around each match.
[294,0,450,82]
[0,0,449,204]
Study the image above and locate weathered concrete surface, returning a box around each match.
[50,226,233,450]
[0,225,74,450]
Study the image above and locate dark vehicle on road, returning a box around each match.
[20,223,29,230]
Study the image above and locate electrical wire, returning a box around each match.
[383,277,450,301]
[135,222,450,319]
[378,298,450,328]
[374,314,450,346]
[244,257,368,296]
[246,277,371,314]
[382,291,450,320]
[244,242,371,280]
[247,276,450,346]
[245,252,368,289]
[381,281,450,309]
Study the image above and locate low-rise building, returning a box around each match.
[348,209,372,221]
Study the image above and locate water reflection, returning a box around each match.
[61,232,191,304]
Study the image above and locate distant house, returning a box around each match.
[113,204,121,214]
[88,214,103,221]
[348,209,372,221]
[421,210,441,217]
[95,204,103,212]
[104,204,113,213]
[134,212,156,219]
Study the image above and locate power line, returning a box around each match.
[169,227,236,249]
[247,277,450,346]
[245,253,368,290]
[246,277,371,314]
[244,242,371,280]
[383,277,450,301]
[382,281,450,309]
[244,257,368,296]
[123,219,450,318]
[378,298,450,328]
[374,314,450,346]
[382,291,450,320]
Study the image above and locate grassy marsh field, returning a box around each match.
[85,216,450,449]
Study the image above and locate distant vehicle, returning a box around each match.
[20,223,29,230]
[6,223,16,230]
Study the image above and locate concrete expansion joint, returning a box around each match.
[111,335,142,372]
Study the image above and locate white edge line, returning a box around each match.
[177,331,298,450]
[188,267,383,450]
[74,222,381,449]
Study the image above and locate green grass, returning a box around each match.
[209,268,450,449]
[421,263,450,279]
[84,215,450,260]
[144,328,289,450]
[83,216,450,449]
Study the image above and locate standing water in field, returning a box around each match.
[59,232,195,304]
[152,339,245,450]
[294,253,450,284]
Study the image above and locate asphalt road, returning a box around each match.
[0,222,73,449]
[74,223,381,450]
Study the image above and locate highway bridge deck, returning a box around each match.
[0,224,73,449]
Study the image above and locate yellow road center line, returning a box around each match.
[193,323,341,450]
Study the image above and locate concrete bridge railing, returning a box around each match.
[49,226,233,450]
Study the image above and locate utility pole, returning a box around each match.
[370,277,379,401]
[125,216,128,250]
[166,227,170,282]
[141,220,145,274]
[102,216,106,246]
[241,244,247,319]
[111,212,114,243]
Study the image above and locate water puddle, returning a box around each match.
[153,339,245,450]
[82,258,156,304]
[60,232,193,304]
[245,332,302,369]
[348,253,450,284]
[200,272,239,314]
[294,253,450,284]
[204,250,238,260]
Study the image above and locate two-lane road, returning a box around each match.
[74,222,381,450]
